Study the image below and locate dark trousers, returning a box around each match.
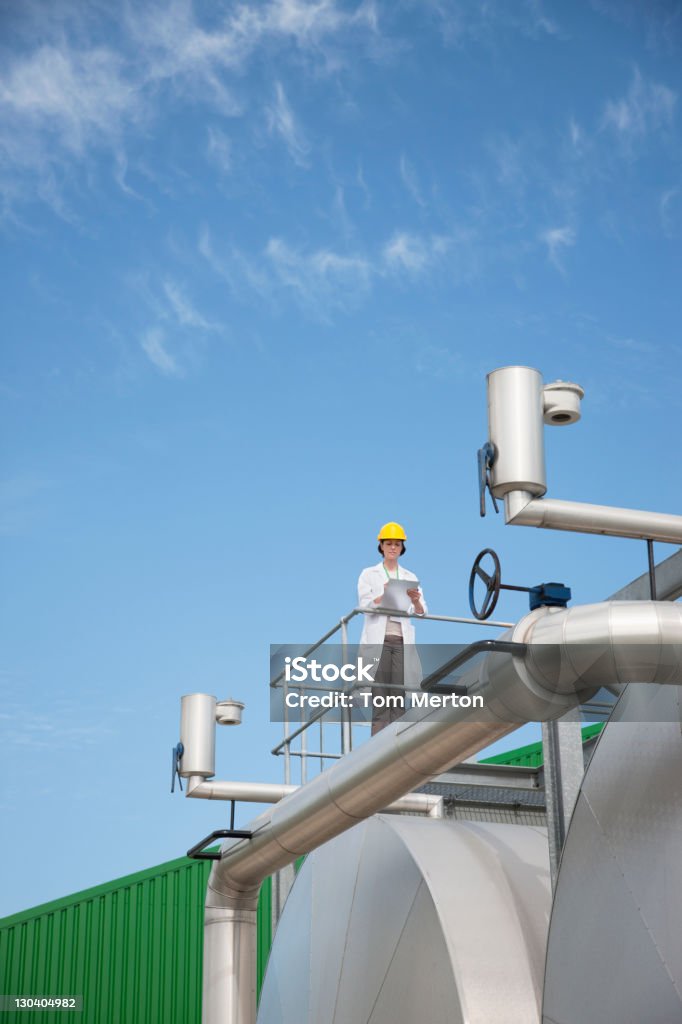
[371,636,405,735]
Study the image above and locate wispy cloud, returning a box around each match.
[356,161,371,208]
[659,187,679,235]
[133,273,221,376]
[540,225,576,272]
[266,81,310,166]
[0,701,115,751]
[417,0,562,45]
[589,2,682,54]
[399,154,425,207]
[414,343,463,378]
[265,236,371,315]
[140,327,183,377]
[601,67,676,148]
[206,126,232,175]
[125,0,378,103]
[567,116,586,156]
[0,42,137,158]
[382,231,448,274]
[0,0,378,213]
[524,0,561,38]
[162,279,219,330]
[607,335,657,355]
[198,224,272,298]
[199,223,456,319]
[489,134,527,193]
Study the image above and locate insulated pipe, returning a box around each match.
[186,776,444,816]
[202,600,682,1024]
[504,490,682,544]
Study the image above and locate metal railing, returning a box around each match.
[271,605,515,784]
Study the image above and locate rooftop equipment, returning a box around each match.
[174,365,682,1024]
[479,365,682,546]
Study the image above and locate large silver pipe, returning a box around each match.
[204,897,259,1024]
[505,490,682,544]
[202,600,682,1024]
[186,776,443,816]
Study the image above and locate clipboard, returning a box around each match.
[381,579,420,612]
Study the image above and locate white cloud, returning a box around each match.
[608,335,657,355]
[199,224,272,297]
[490,134,527,192]
[416,0,562,45]
[266,81,310,166]
[399,154,425,207]
[356,161,371,208]
[0,0,378,212]
[0,43,135,157]
[540,225,576,272]
[206,127,232,174]
[382,231,448,274]
[265,236,371,314]
[200,223,457,318]
[602,67,676,144]
[114,149,143,198]
[132,274,221,377]
[568,116,583,150]
[659,187,679,235]
[524,0,561,37]
[140,327,182,376]
[162,280,218,330]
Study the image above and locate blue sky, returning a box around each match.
[1,0,681,917]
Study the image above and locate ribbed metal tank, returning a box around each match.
[0,854,272,1024]
[543,684,682,1023]
[257,814,551,1024]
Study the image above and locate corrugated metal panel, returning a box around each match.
[480,723,604,768]
[0,853,273,1024]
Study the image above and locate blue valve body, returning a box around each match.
[529,583,572,611]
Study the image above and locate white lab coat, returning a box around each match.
[357,562,427,688]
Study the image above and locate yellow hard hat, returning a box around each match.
[377,521,407,542]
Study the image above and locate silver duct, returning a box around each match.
[486,366,682,544]
[203,600,682,1024]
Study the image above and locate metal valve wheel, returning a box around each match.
[468,548,501,620]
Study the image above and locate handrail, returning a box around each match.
[272,605,515,776]
[270,606,515,688]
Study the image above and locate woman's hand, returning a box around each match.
[374,582,389,606]
[407,588,424,614]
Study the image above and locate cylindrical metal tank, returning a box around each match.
[487,365,547,497]
[543,683,682,1023]
[179,693,216,778]
[257,815,551,1024]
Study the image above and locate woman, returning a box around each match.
[357,522,427,734]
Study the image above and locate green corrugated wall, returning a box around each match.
[0,854,272,1024]
[479,722,605,768]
